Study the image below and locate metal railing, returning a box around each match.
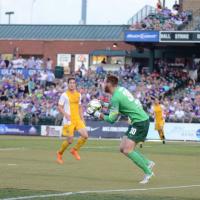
[127,5,157,25]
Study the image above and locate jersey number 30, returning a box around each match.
[130,127,137,135]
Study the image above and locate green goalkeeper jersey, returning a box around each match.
[103,86,149,124]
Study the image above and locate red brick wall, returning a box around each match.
[0,40,134,65]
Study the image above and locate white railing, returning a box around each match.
[127,5,157,25]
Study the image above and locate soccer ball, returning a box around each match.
[87,99,102,114]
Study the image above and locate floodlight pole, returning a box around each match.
[163,0,166,8]
[81,0,87,25]
[31,0,37,24]
[5,11,14,24]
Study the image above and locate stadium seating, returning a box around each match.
[130,7,192,31]
[0,56,199,125]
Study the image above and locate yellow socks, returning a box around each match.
[159,130,165,140]
[73,137,87,151]
[59,140,70,155]
[59,137,87,155]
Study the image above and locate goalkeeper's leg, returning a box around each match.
[120,136,154,184]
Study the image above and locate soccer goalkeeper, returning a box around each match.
[87,75,155,184]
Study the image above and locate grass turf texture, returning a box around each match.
[0,136,199,200]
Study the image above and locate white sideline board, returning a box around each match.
[41,123,200,142]
[148,123,200,141]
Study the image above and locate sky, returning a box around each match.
[0,0,174,25]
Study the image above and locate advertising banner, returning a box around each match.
[1,122,199,141]
[91,122,200,141]
[0,69,51,79]
[66,122,199,141]
[86,120,127,138]
[41,126,62,137]
[75,54,89,71]
[0,124,41,136]
[148,123,200,141]
[57,54,71,67]
[41,122,200,141]
[160,31,200,43]
[124,31,159,42]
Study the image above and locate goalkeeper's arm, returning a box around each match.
[94,99,119,124]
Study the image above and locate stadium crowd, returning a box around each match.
[0,56,199,125]
[0,56,53,70]
[130,1,191,31]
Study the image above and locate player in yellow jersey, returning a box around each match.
[153,99,166,144]
[56,77,88,164]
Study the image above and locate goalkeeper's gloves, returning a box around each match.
[87,106,102,119]
[87,106,95,115]
[93,110,101,119]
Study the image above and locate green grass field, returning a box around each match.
[0,136,199,200]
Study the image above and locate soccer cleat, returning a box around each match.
[139,172,154,184]
[148,161,155,171]
[162,140,166,144]
[70,148,81,160]
[57,151,64,164]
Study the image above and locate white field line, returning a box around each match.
[7,164,17,166]
[2,184,200,200]
[0,164,18,166]
[0,146,152,151]
[83,146,118,149]
[83,146,152,149]
[0,148,25,151]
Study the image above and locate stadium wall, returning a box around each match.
[0,40,133,65]
[0,122,200,142]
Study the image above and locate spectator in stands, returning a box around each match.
[189,66,198,85]
[173,0,180,11]
[39,70,48,87]
[46,58,53,70]
[101,58,107,64]
[174,107,185,122]
[14,108,25,125]
[130,2,190,31]
[0,57,10,68]
[12,56,25,69]
[0,58,5,68]
[157,0,162,11]
[0,56,200,125]
[28,78,35,94]
[30,113,39,125]
[79,63,87,76]
[27,56,36,69]
[96,65,105,74]
[46,71,55,87]
[35,58,43,70]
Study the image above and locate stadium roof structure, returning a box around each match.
[0,24,129,41]
[90,50,129,56]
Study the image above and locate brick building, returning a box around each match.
[0,24,134,71]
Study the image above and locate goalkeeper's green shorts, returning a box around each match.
[125,119,150,143]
